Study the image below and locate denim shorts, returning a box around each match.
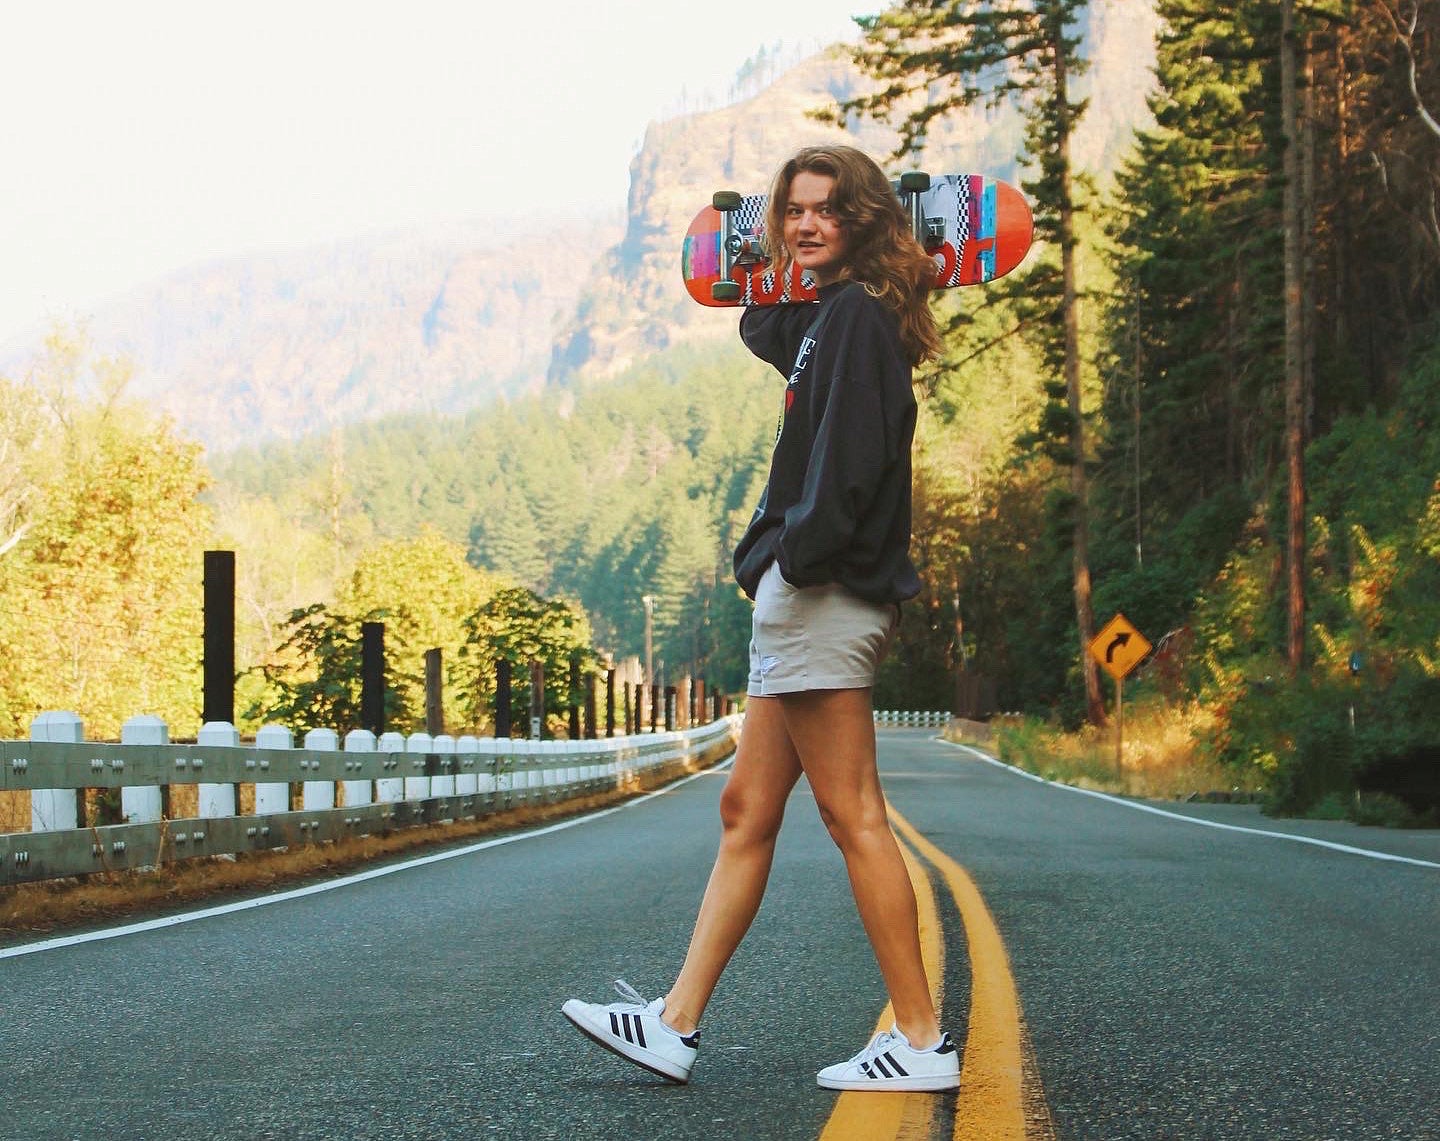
[746,561,899,697]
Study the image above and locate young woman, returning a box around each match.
[563,145,956,1092]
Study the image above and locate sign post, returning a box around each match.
[1088,613,1153,782]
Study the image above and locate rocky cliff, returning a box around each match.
[549,0,1158,385]
[64,217,621,448]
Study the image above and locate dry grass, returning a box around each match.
[949,701,1246,801]
[1,789,27,832]
[945,718,999,749]
[0,759,712,940]
[170,784,199,818]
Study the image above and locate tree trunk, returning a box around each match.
[1054,22,1105,726]
[1281,0,1307,674]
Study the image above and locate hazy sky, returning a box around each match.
[1,0,868,347]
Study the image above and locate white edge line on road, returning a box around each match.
[936,738,1440,871]
[1,757,736,961]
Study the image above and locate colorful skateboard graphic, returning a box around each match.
[681,172,1034,307]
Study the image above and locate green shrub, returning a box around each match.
[1349,792,1424,829]
[1208,665,1440,820]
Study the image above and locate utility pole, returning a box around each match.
[642,594,655,688]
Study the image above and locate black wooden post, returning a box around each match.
[623,681,633,735]
[495,659,512,737]
[585,673,598,740]
[568,656,582,739]
[202,550,235,725]
[530,660,545,739]
[605,669,616,738]
[424,648,444,736]
[664,686,676,732]
[651,684,660,733]
[361,621,385,735]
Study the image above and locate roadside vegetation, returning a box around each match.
[953,694,1439,829]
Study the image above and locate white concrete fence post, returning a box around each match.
[456,735,480,798]
[120,715,167,824]
[196,721,239,818]
[431,734,457,798]
[376,731,407,803]
[29,711,84,832]
[476,737,500,799]
[301,728,338,810]
[405,733,433,801]
[253,724,292,815]
[342,729,376,807]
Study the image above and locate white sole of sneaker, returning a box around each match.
[561,1001,692,1084]
[816,1072,960,1092]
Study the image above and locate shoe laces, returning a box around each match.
[849,1028,904,1065]
[610,978,651,1010]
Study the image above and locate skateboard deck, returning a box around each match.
[681,172,1033,307]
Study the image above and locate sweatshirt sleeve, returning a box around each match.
[773,299,909,585]
[740,303,817,377]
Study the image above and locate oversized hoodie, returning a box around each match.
[732,280,921,606]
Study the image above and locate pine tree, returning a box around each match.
[836,0,1106,723]
[1095,0,1285,642]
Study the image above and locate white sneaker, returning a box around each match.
[562,980,700,1084]
[816,1027,960,1091]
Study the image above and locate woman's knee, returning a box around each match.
[719,779,787,845]
[813,795,889,852]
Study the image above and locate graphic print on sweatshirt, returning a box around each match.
[777,335,816,441]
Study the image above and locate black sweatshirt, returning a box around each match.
[732,281,921,605]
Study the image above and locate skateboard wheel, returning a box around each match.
[900,171,931,193]
[712,190,743,211]
[712,281,743,302]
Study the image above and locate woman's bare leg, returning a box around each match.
[779,686,941,1048]
[662,697,802,1035]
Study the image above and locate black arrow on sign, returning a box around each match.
[1105,632,1131,663]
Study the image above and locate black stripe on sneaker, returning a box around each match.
[610,1012,622,1038]
[871,1055,893,1078]
[860,1061,876,1079]
[633,1015,647,1048]
[882,1051,909,1077]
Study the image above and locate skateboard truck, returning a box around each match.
[711,190,770,302]
[899,171,947,252]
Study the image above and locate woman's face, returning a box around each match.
[783,170,850,287]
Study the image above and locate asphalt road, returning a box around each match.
[2,730,1437,1141]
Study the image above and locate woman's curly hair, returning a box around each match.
[764,145,942,366]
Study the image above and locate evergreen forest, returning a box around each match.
[1,0,1437,822]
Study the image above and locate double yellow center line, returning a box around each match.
[820,803,1050,1140]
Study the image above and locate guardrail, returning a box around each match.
[1,711,742,887]
[874,710,953,729]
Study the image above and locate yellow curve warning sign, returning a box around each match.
[1089,613,1153,682]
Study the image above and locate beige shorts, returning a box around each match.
[747,561,900,697]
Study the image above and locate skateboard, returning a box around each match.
[681,172,1033,307]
